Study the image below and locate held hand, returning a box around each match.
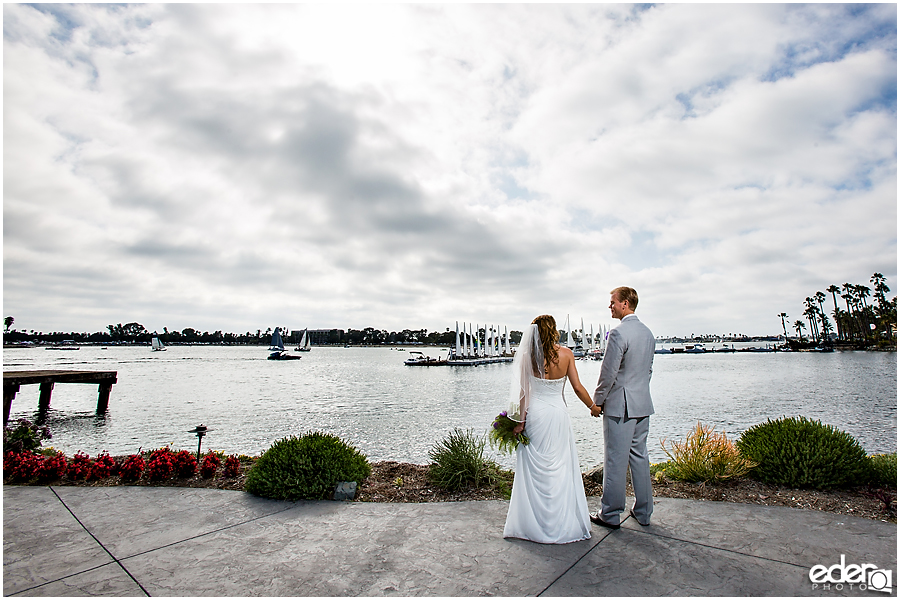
[513,422,525,435]
[590,404,603,418]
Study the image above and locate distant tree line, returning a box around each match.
[2,321,525,347]
[785,273,896,348]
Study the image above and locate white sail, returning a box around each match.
[566,315,575,348]
[590,324,595,351]
[303,329,310,350]
[504,326,510,355]
[469,323,473,357]
[151,336,166,351]
[455,321,461,357]
[580,318,584,348]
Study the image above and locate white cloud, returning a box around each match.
[3,4,896,337]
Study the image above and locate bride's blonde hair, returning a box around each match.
[532,315,559,373]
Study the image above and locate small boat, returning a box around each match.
[404,351,447,366]
[268,328,301,361]
[151,336,167,352]
[654,348,674,354]
[294,329,311,352]
[46,342,79,350]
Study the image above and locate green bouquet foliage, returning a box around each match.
[868,453,897,487]
[488,412,530,455]
[428,428,500,491]
[736,416,870,489]
[245,431,370,501]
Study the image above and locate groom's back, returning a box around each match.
[615,317,655,417]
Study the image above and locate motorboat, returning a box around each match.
[404,351,447,366]
[267,328,301,361]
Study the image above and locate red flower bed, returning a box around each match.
[146,448,175,481]
[67,451,93,481]
[38,452,68,482]
[223,455,241,478]
[200,453,220,478]
[88,452,117,481]
[173,450,198,478]
[119,453,145,482]
[4,451,41,483]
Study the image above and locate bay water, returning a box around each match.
[4,345,896,470]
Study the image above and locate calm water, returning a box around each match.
[4,346,897,470]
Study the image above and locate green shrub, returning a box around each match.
[661,422,757,483]
[868,453,897,487]
[245,432,370,501]
[428,428,499,491]
[736,416,870,489]
[3,419,50,453]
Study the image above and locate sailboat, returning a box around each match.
[268,328,301,360]
[573,318,585,357]
[295,329,311,352]
[151,336,166,351]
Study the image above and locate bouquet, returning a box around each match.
[489,411,530,455]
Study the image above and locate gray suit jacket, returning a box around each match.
[593,315,655,419]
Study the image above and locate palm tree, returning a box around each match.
[804,298,820,341]
[778,313,789,339]
[842,284,860,342]
[793,320,806,340]
[855,284,872,341]
[815,291,831,341]
[826,285,842,340]
[803,305,819,342]
[4,316,13,333]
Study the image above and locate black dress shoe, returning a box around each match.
[589,513,620,529]
[629,510,650,526]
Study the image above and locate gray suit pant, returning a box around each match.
[600,414,653,525]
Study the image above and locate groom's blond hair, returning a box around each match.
[611,286,639,310]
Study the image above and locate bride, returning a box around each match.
[503,315,600,544]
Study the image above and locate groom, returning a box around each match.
[590,286,655,529]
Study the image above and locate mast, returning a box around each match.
[580,317,585,349]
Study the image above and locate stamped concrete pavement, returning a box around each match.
[4,486,896,596]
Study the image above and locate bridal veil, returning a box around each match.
[508,323,545,422]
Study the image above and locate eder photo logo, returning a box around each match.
[809,555,892,593]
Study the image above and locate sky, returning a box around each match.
[3,3,897,338]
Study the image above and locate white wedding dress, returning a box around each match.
[503,374,591,544]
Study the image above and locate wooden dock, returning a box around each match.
[3,370,118,424]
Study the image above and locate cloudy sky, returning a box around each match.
[4,4,896,338]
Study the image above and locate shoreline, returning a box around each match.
[5,458,894,523]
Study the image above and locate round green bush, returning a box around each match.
[428,428,499,491]
[736,416,870,489]
[245,432,370,500]
[868,453,897,487]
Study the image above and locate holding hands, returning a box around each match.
[590,403,603,418]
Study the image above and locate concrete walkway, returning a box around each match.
[3,486,896,596]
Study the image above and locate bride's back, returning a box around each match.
[543,345,572,380]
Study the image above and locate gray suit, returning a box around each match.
[593,314,655,525]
